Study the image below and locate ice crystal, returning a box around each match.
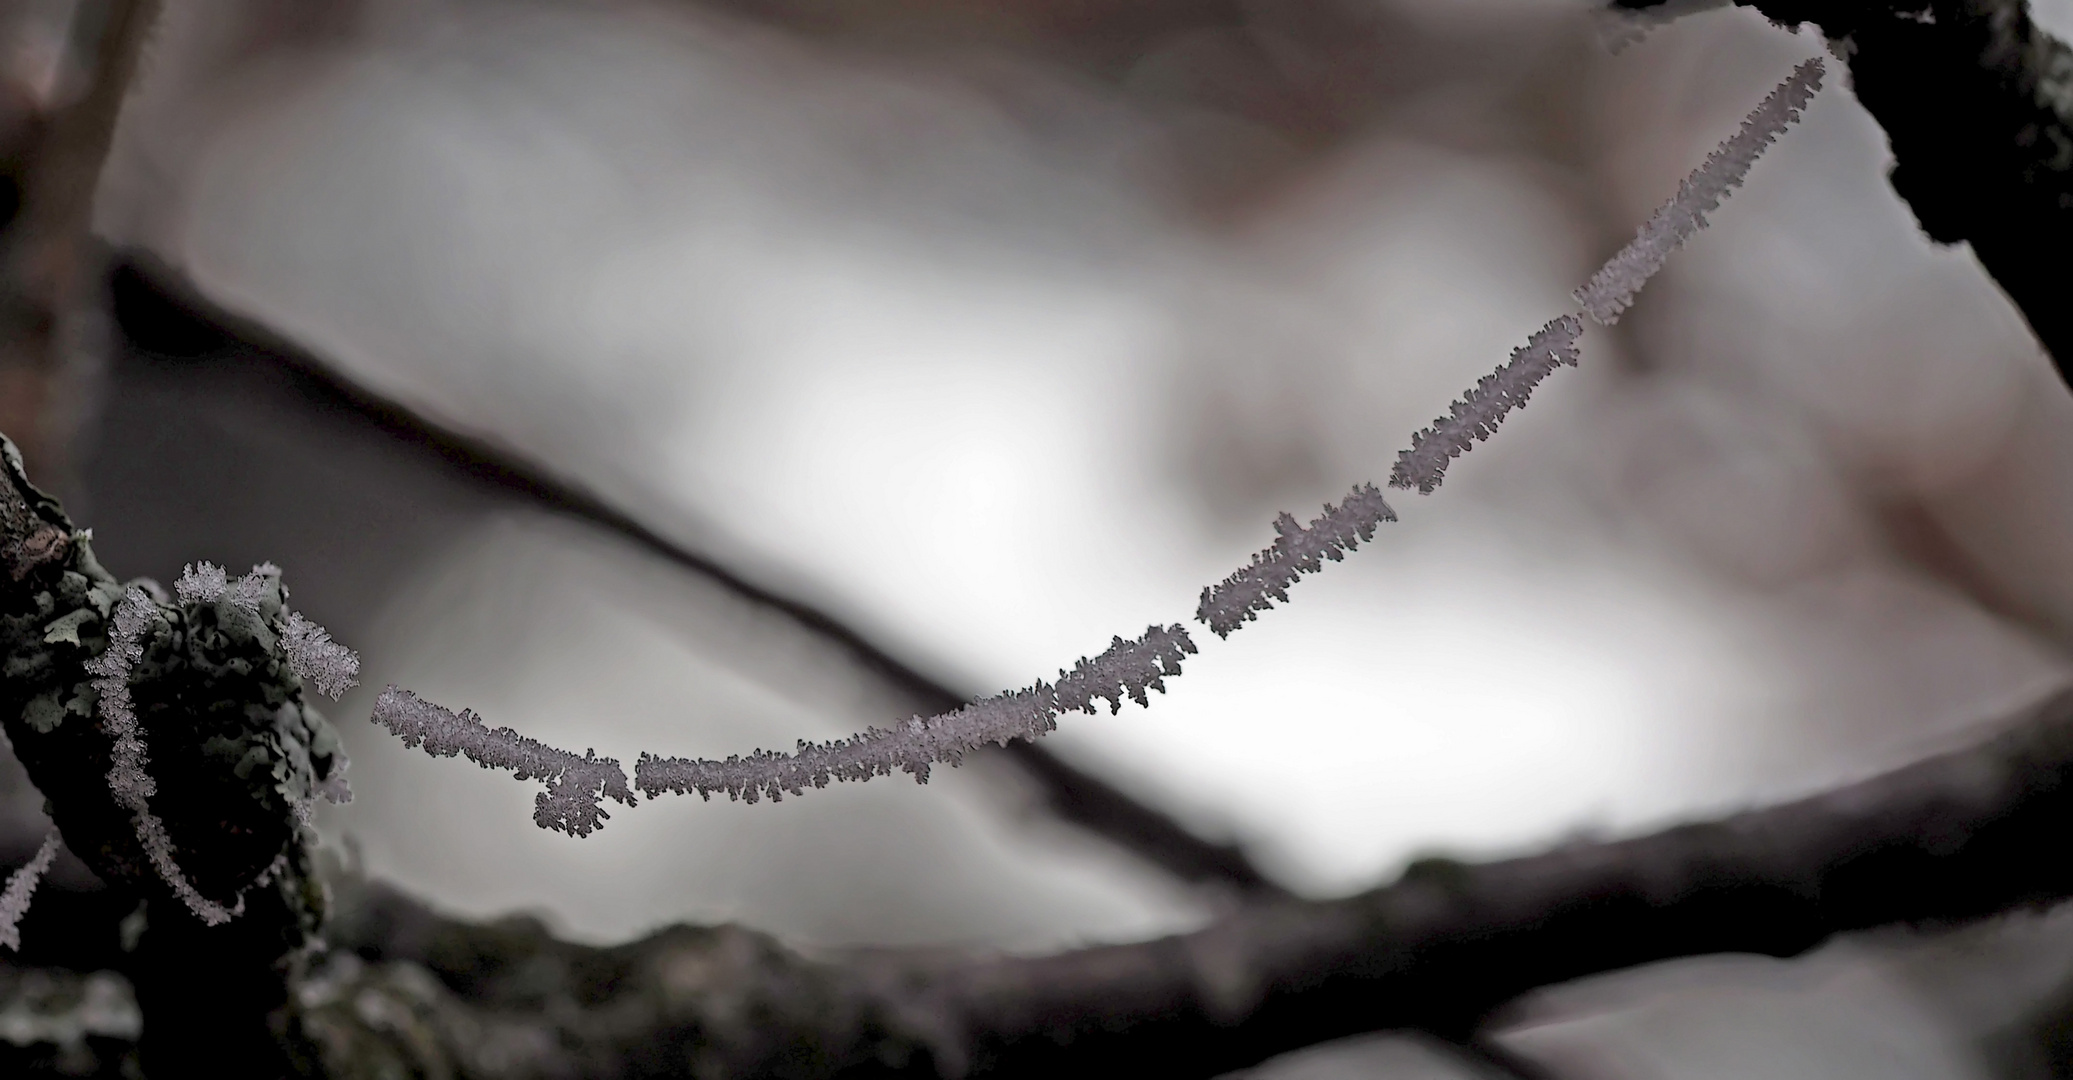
[179,562,360,699]
[1575,57,1824,324]
[88,587,239,925]
[172,562,228,606]
[0,828,60,951]
[1196,485,1398,638]
[635,623,1197,805]
[1389,315,1584,495]
[370,687,636,837]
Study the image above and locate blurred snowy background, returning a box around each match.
[11,0,2073,1076]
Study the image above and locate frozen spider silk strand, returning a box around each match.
[177,561,362,702]
[373,625,1197,826]
[371,688,636,837]
[278,610,360,701]
[1197,485,1398,637]
[373,59,1831,832]
[635,624,1197,804]
[1390,58,1823,495]
[89,587,240,925]
[1389,316,1584,496]
[0,828,61,951]
[1575,57,1824,325]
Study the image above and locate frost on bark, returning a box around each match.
[0,436,346,1073]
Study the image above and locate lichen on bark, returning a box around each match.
[0,433,347,1074]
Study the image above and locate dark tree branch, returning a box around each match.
[268,684,2073,1078]
[0,0,160,481]
[0,438,339,1078]
[1620,0,2073,387]
[107,254,1287,898]
[1449,1037,1569,1080]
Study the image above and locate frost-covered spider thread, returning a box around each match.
[375,57,1829,833]
[0,828,60,951]
[1389,316,1584,495]
[635,623,1197,806]
[1389,59,1822,495]
[371,687,636,837]
[1197,485,1398,638]
[1575,57,1823,325]
[90,586,240,925]
[178,561,362,702]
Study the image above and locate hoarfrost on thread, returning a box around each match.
[368,60,1831,833]
[1195,485,1398,638]
[0,828,61,951]
[172,562,228,606]
[135,813,245,926]
[635,624,1197,805]
[279,610,360,701]
[177,561,361,700]
[88,587,239,925]
[174,560,279,614]
[1574,57,1824,325]
[1389,315,1584,495]
[370,687,637,837]
[87,588,154,808]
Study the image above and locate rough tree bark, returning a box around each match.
[0,440,341,1077]
[1617,0,2073,381]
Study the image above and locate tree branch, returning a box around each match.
[107,254,1287,896]
[0,0,160,481]
[282,684,2073,1079]
[1619,0,2073,387]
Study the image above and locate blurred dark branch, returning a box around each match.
[997,741,1283,896]
[0,0,160,483]
[110,253,1287,900]
[1623,0,2073,388]
[282,683,2073,1078]
[1450,1037,1567,1080]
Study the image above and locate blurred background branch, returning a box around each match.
[0,0,156,491]
[114,252,1287,895]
